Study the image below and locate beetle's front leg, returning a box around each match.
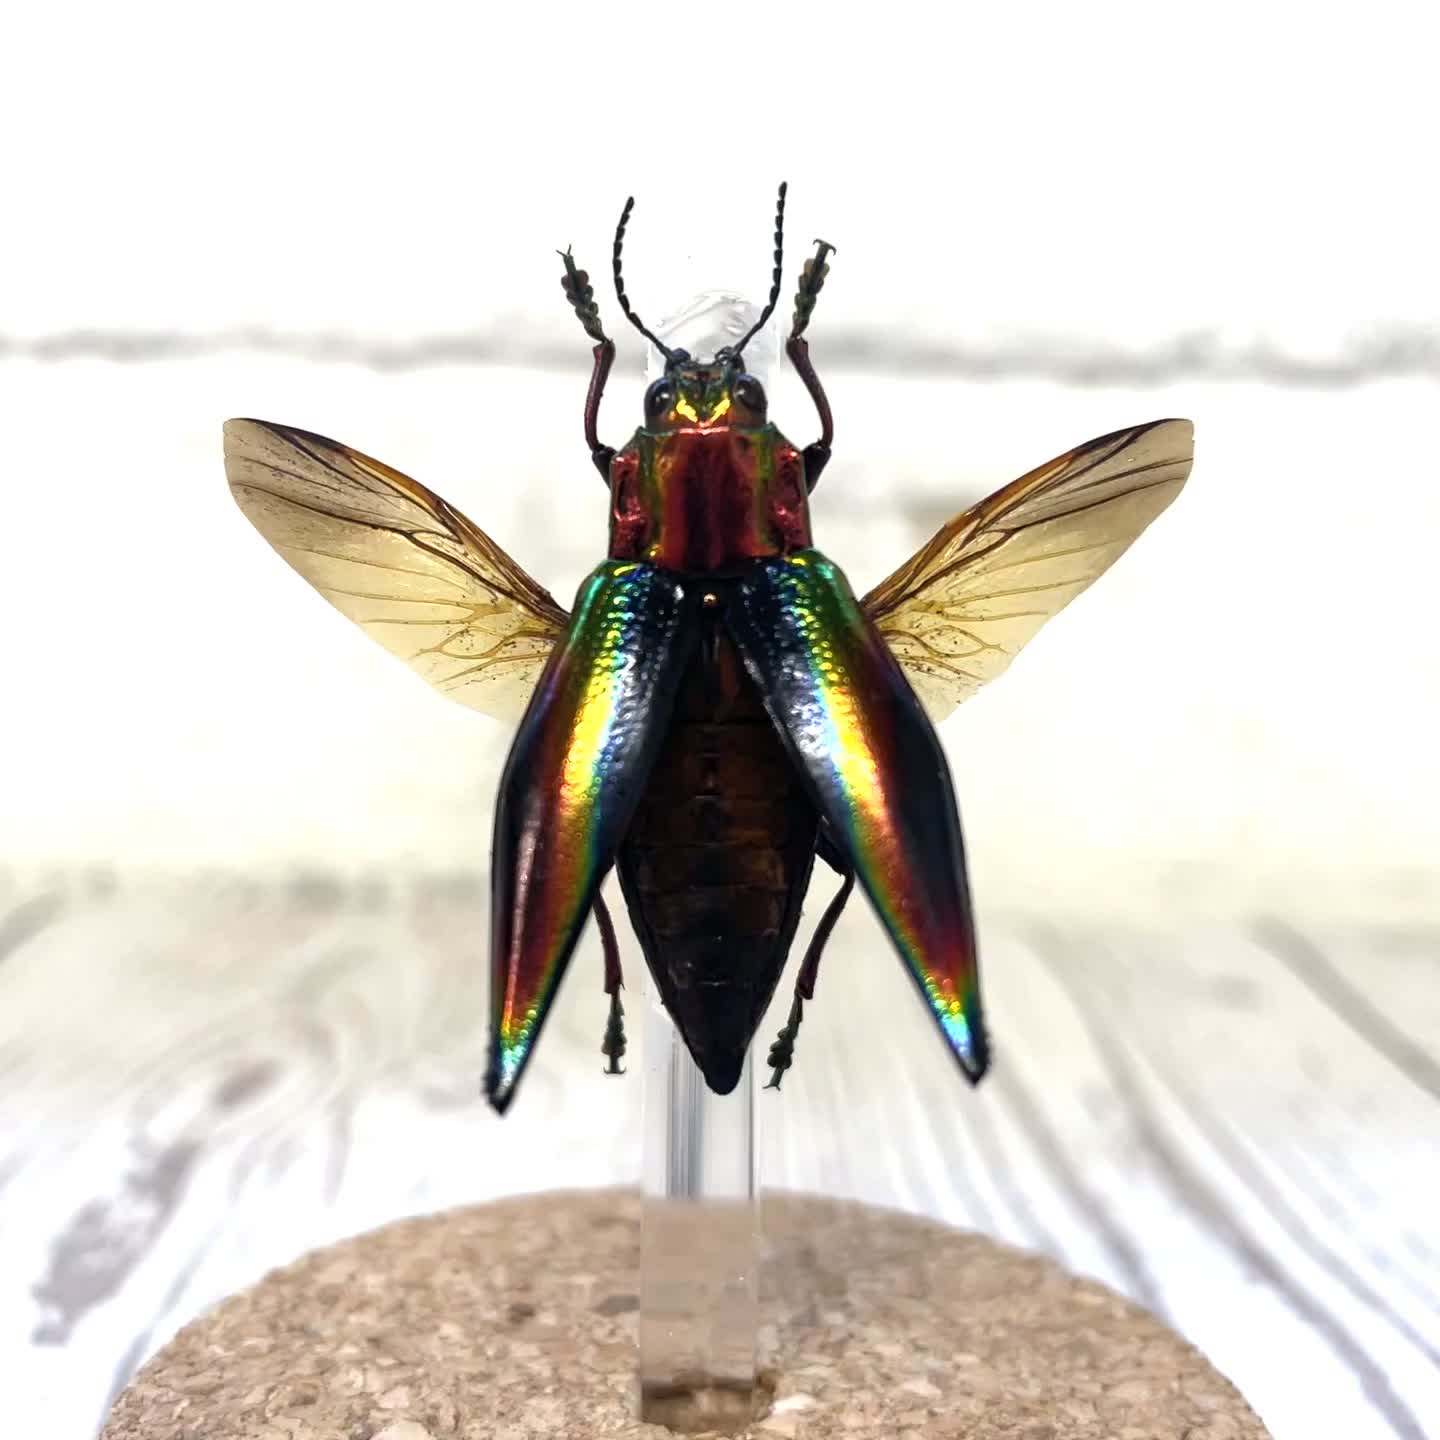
[788,337,833,492]
[558,247,618,482]
[788,240,836,492]
[583,339,617,482]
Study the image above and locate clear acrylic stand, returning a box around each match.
[639,979,761,1429]
[636,293,779,1433]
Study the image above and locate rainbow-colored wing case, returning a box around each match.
[486,561,699,1112]
[726,550,987,1080]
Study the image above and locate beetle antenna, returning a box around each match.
[613,197,676,362]
[731,181,788,358]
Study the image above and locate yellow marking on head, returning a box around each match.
[674,393,732,425]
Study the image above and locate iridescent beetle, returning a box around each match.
[225,183,1193,1114]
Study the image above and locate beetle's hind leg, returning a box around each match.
[766,833,854,1090]
[594,889,627,1076]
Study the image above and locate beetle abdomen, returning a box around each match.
[616,630,819,1092]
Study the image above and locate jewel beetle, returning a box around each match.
[225,183,1193,1114]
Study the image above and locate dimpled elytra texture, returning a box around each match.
[727,551,987,1082]
[101,1190,1270,1440]
[487,562,696,1112]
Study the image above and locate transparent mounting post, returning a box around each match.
[639,979,761,1430]
[637,293,780,1434]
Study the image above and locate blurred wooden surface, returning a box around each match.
[0,873,1435,1440]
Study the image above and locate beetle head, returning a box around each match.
[642,348,768,432]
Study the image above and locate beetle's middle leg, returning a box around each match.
[766,831,853,1090]
[594,888,627,1076]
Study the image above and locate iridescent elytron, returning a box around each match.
[225,182,1194,1114]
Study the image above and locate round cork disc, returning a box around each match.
[102,1189,1268,1440]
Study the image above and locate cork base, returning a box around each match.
[101,1189,1269,1439]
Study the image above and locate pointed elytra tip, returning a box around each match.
[485,1078,515,1117]
[963,1035,992,1087]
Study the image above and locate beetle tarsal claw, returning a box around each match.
[790,238,835,340]
[765,992,806,1089]
[559,246,609,346]
[602,989,627,1075]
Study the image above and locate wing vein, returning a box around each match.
[861,420,1193,723]
[225,419,570,724]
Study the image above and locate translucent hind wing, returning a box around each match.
[225,419,568,724]
[863,419,1194,724]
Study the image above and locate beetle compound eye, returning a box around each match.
[645,380,674,422]
[734,375,766,413]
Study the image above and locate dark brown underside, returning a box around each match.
[616,626,819,1092]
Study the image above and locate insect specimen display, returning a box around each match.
[225,184,1193,1115]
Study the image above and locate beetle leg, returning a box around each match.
[790,239,834,342]
[764,994,803,1089]
[594,889,626,1076]
[766,840,855,1090]
[787,337,832,492]
[787,239,836,492]
[583,340,617,481]
[557,247,617,480]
